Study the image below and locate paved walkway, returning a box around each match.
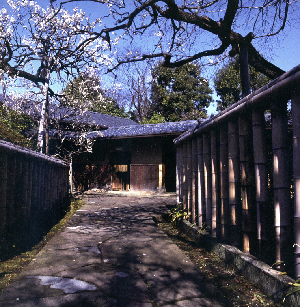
[0,191,229,307]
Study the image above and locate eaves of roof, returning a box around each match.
[86,120,200,140]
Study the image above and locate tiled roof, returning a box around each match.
[86,120,200,139]
[0,94,139,129]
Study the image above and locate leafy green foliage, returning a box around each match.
[141,112,166,124]
[0,103,36,148]
[63,73,129,118]
[169,202,189,225]
[214,58,271,111]
[284,279,300,302]
[151,62,212,122]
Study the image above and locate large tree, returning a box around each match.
[151,62,212,122]
[120,61,154,123]
[64,0,296,79]
[63,73,128,118]
[214,58,270,111]
[1,0,297,146]
[0,101,36,148]
[0,1,111,153]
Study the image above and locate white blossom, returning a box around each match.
[1,0,118,152]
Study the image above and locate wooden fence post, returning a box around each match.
[176,144,182,203]
[182,142,188,207]
[0,153,8,237]
[7,155,16,239]
[187,141,193,218]
[21,157,29,240]
[220,124,229,242]
[211,130,218,237]
[179,144,184,203]
[203,133,212,230]
[239,115,257,254]
[197,136,205,226]
[31,161,38,219]
[252,109,273,263]
[292,91,300,278]
[191,138,198,223]
[272,101,293,273]
[27,160,33,227]
[228,120,242,248]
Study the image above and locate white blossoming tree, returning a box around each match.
[0,0,113,153]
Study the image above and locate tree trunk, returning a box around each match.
[239,44,251,98]
[1,73,6,100]
[38,69,50,153]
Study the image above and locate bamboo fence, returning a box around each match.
[175,64,300,278]
[0,140,69,256]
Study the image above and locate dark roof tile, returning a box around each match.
[87,120,199,139]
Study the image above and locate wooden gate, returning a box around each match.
[112,164,130,191]
[130,164,165,191]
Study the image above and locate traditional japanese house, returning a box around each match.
[72,120,199,192]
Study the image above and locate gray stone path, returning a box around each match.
[0,191,229,306]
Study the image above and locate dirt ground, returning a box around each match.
[156,220,288,307]
[0,192,290,306]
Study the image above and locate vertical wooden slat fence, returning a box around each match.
[292,91,300,278]
[220,125,229,242]
[191,138,197,223]
[187,141,192,216]
[228,119,242,248]
[210,130,218,238]
[197,136,205,227]
[174,64,300,278]
[203,133,211,231]
[0,140,69,258]
[252,109,272,263]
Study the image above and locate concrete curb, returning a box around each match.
[159,213,300,307]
